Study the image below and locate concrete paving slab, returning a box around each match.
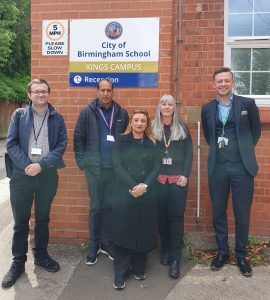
[0,177,9,205]
[0,230,82,300]
[58,249,194,300]
[165,262,270,300]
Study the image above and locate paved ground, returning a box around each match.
[166,262,270,300]
[58,249,193,300]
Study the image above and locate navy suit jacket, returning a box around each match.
[201,94,261,177]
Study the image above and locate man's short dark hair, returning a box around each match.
[28,79,51,93]
[213,67,234,81]
[96,78,114,90]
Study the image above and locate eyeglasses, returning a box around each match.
[31,90,49,95]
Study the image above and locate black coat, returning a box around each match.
[73,99,129,177]
[201,94,261,177]
[158,131,193,177]
[110,133,161,252]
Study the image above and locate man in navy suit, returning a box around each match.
[201,67,261,277]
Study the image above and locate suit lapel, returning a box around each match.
[210,100,217,140]
[233,94,241,135]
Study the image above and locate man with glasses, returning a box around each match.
[74,79,129,265]
[2,79,67,288]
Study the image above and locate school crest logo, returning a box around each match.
[105,22,123,40]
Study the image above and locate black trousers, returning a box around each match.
[209,161,254,259]
[10,168,58,261]
[86,168,114,247]
[113,245,147,279]
[158,182,188,262]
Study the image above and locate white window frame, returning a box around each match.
[224,0,270,107]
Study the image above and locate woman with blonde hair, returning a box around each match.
[111,108,160,290]
[152,95,193,279]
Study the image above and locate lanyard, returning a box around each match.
[218,104,231,136]
[32,111,48,145]
[162,127,171,153]
[218,105,231,126]
[97,105,115,134]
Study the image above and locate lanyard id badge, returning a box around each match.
[107,134,115,142]
[162,126,173,165]
[98,105,115,142]
[217,136,229,148]
[31,147,42,155]
[31,110,48,155]
[217,104,231,149]
[162,157,172,165]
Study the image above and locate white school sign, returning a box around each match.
[69,17,160,87]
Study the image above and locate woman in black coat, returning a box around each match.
[111,108,160,290]
[152,95,193,279]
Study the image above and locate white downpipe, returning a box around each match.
[195,121,201,222]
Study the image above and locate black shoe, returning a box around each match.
[85,244,101,265]
[113,270,130,290]
[210,254,230,270]
[237,258,252,277]
[1,261,25,288]
[160,251,170,266]
[134,273,146,280]
[130,265,146,280]
[169,260,180,279]
[113,277,126,290]
[101,243,114,261]
[34,255,60,272]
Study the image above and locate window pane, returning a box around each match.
[253,48,270,71]
[228,14,252,36]
[254,0,270,12]
[252,72,270,94]
[254,13,270,35]
[234,72,250,94]
[231,49,251,71]
[229,0,252,13]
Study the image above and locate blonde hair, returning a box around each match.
[123,108,156,144]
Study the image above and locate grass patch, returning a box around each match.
[80,243,89,254]
[182,235,196,261]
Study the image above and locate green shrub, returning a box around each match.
[0,74,30,103]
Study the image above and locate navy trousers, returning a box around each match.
[209,161,254,259]
[86,168,114,247]
[10,168,58,261]
[113,245,147,279]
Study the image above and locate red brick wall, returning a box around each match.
[31,0,270,246]
[178,0,226,246]
[179,0,270,246]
